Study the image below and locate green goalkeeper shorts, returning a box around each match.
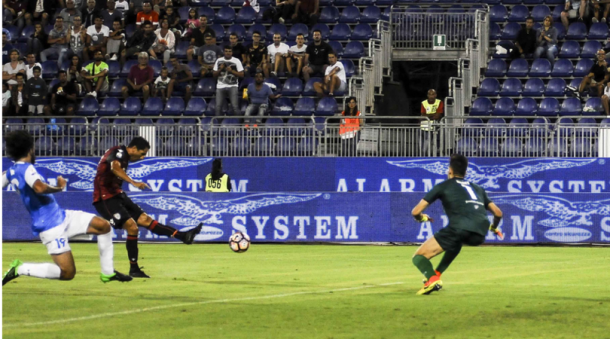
[434,227,485,252]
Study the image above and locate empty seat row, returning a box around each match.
[455,135,600,157]
[471,97,606,116]
[478,77,585,97]
[485,58,593,78]
[462,117,604,136]
[490,4,552,22]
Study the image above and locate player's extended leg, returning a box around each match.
[435,247,461,276]
[122,218,149,278]
[412,236,444,295]
[136,213,202,245]
[3,252,72,286]
[85,216,132,283]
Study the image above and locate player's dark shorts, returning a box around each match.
[434,227,485,252]
[93,192,145,229]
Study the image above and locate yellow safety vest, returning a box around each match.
[422,99,441,115]
[205,173,230,192]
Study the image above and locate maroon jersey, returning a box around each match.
[93,146,130,203]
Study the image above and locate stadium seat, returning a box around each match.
[216,6,236,24]
[381,6,391,21]
[492,40,514,59]
[529,58,551,77]
[141,97,164,116]
[334,0,353,6]
[479,137,499,157]
[581,40,602,58]
[508,5,529,22]
[339,6,361,23]
[545,78,566,96]
[35,136,55,156]
[149,60,163,77]
[557,117,575,138]
[502,137,522,156]
[507,58,529,77]
[194,78,216,96]
[330,23,351,40]
[227,24,246,41]
[294,97,316,115]
[316,97,338,116]
[288,23,309,40]
[560,97,582,116]
[108,78,126,97]
[573,138,595,157]
[500,22,521,40]
[239,77,254,92]
[351,24,373,40]
[342,60,355,77]
[41,61,58,79]
[507,117,529,137]
[281,78,303,96]
[583,97,602,116]
[576,117,598,136]
[271,97,295,116]
[566,22,587,39]
[236,6,257,23]
[188,60,202,77]
[447,4,465,13]
[164,98,186,116]
[537,98,560,116]
[500,78,522,96]
[107,61,120,78]
[184,97,207,116]
[531,117,551,137]
[485,59,507,77]
[588,22,608,39]
[568,78,583,92]
[492,98,515,116]
[329,41,344,57]
[56,137,76,155]
[69,118,87,135]
[112,118,133,135]
[455,137,478,156]
[515,98,538,116]
[303,78,322,96]
[267,24,288,41]
[525,137,545,156]
[77,96,100,116]
[490,23,501,40]
[97,98,121,116]
[157,118,176,136]
[559,41,580,58]
[320,6,340,23]
[490,5,508,22]
[470,97,493,116]
[574,58,594,77]
[264,77,281,93]
[210,24,226,40]
[531,5,550,21]
[343,41,365,58]
[551,59,573,77]
[121,60,137,77]
[523,78,545,96]
[175,41,189,60]
[264,118,285,136]
[462,118,483,137]
[120,97,142,116]
[361,6,381,23]
[553,22,566,40]
[286,118,306,136]
[477,78,500,97]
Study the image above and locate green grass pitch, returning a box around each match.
[2,243,609,338]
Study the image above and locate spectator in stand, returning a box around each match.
[82,50,110,98]
[187,15,215,62]
[264,0,297,24]
[245,31,269,77]
[184,9,199,39]
[24,66,47,115]
[575,49,609,98]
[27,23,48,56]
[227,33,247,64]
[6,0,27,29]
[2,82,12,116]
[67,16,87,60]
[41,17,70,68]
[102,0,124,28]
[25,0,55,27]
[213,46,244,116]
[3,32,15,64]
[121,20,156,65]
[85,16,110,61]
[591,0,610,23]
[48,70,78,116]
[294,0,319,25]
[198,33,223,78]
[339,97,361,156]
[601,82,610,115]
[59,0,82,29]
[137,2,159,29]
[244,70,281,127]
[313,51,345,97]
[83,0,101,28]
[533,15,558,66]
[162,6,182,37]
[243,0,260,13]
[153,66,170,99]
[421,89,443,122]
[11,73,27,115]
[24,53,43,80]
[167,54,193,102]
[3,49,26,87]
[106,19,126,61]
[67,54,85,93]
[115,0,129,15]
[122,51,154,101]
[509,17,537,61]
[287,33,306,78]
[267,33,289,77]
[149,18,175,64]
[561,0,587,30]
[303,30,331,81]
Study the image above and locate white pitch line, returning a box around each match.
[4,282,405,329]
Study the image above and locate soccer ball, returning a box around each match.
[229,232,251,253]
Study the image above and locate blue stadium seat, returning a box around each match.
[149,60,163,77]
[531,5,550,21]
[447,5,465,13]
[216,6,236,24]
[320,6,340,23]
[35,136,55,156]
[236,6,257,24]
[178,7,190,22]
[559,41,580,58]
[108,78,127,97]
[490,23,501,40]
[553,22,566,40]
[470,97,493,116]
[463,118,483,138]
[185,97,207,116]
[583,97,603,116]
[581,40,602,58]
[573,138,595,157]
[525,137,546,156]
[479,137,499,157]
[267,24,288,41]
[121,60,138,77]
[588,22,608,40]
[507,58,529,77]
[455,137,478,156]
[485,59,507,77]
[508,5,529,22]
[76,136,98,156]
[342,59,355,77]
[6,26,20,43]
[271,97,294,116]
[288,23,309,40]
[97,98,121,116]
[164,98,186,116]
[264,77,281,93]
[493,98,515,116]
[574,59,594,77]
[263,118,285,136]
[529,58,551,77]
[239,77,254,92]
[18,26,35,43]
[566,22,587,39]
[56,137,76,155]
[303,78,322,96]
[551,4,563,21]
[294,97,316,115]
[343,41,365,58]
[120,97,142,116]
[135,118,154,126]
[334,0,353,6]
[210,24,226,40]
[286,118,306,136]
[381,6,391,21]
[247,24,267,42]
[500,78,522,96]
[523,78,545,96]
[175,41,190,60]
[538,98,560,116]
[141,97,164,116]
[77,96,100,116]
[560,97,582,116]
[156,118,175,136]
[211,0,230,6]
[361,6,381,23]
[545,78,566,96]
[112,118,133,135]
[41,61,58,79]
[281,78,303,96]
[316,97,338,116]
[507,117,529,137]
[557,117,575,138]
[330,23,351,40]
[329,41,344,56]
[515,98,538,116]
[4,118,22,134]
[351,23,373,40]
[485,118,507,137]
[69,118,87,135]
[227,24,246,41]
[425,5,444,13]
[125,24,136,38]
[204,99,217,116]
[188,60,202,77]
[232,136,250,156]
[551,59,574,77]
[339,6,361,23]
[602,118,610,127]
[568,77,583,92]
[194,78,216,96]
[576,117,598,137]
[107,61,120,78]
[502,137,523,156]
[478,78,500,96]
[490,5,508,22]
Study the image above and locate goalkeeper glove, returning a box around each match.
[489,224,504,240]
[415,214,433,223]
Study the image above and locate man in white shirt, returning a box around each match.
[213,46,244,116]
[267,33,289,77]
[287,33,306,78]
[314,52,346,97]
[86,16,110,61]
[24,54,43,80]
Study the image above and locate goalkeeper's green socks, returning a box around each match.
[435,249,461,274]
[412,255,436,280]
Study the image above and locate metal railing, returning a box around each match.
[391,11,478,50]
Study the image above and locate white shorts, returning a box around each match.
[338,80,347,93]
[38,210,95,255]
[566,9,578,19]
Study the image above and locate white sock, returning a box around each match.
[97,231,114,275]
[17,263,61,279]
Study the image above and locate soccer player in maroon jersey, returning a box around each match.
[92,137,202,278]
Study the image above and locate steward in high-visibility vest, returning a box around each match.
[205,159,232,192]
[339,98,362,139]
[420,89,444,131]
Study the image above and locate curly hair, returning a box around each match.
[4,131,34,161]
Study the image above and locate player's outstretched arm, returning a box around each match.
[487,202,504,239]
[110,160,150,190]
[32,176,66,194]
[411,199,434,222]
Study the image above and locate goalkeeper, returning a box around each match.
[409,154,504,295]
